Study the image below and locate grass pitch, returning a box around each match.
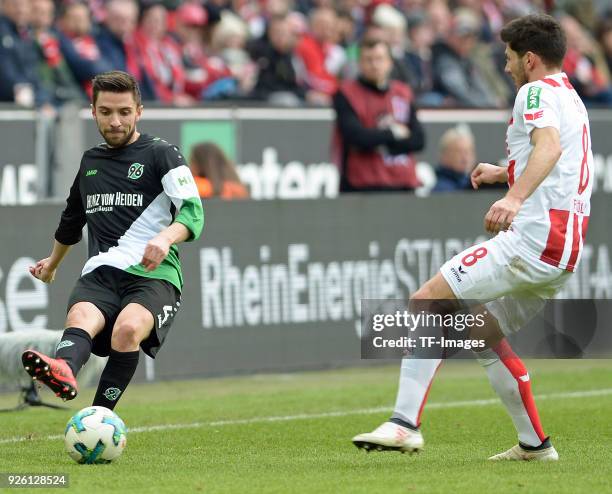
[0,360,611,494]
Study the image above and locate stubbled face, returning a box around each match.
[92,91,142,148]
[505,45,528,89]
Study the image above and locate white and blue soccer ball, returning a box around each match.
[64,406,127,464]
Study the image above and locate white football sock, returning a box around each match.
[391,358,442,427]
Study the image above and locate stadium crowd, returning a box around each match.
[1,0,612,110]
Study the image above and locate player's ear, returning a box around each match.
[91,103,96,117]
[524,51,536,70]
[135,104,143,121]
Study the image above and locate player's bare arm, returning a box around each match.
[140,222,191,272]
[484,126,561,234]
[471,163,508,189]
[29,240,73,283]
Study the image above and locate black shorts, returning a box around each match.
[67,265,181,358]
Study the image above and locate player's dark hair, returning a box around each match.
[92,71,142,107]
[500,14,566,67]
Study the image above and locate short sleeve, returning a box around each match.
[519,83,561,134]
[158,144,204,241]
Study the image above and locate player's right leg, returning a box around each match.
[352,273,455,453]
[22,302,105,400]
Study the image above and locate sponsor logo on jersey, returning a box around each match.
[127,162,144,180]
[103,387,122,401]
[85,192,144,213]
[524,110,544,121]
[527,86,542,109]
[86,169,97,177]
[450,267,462,283]
[56,340,75,351]
[177,176,193,187]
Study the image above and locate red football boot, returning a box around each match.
[22,350,78,401]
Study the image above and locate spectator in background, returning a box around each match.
[431,8,499,107]
[296,7,346,105]
[336,8,356,49]
[173,2,236,101]
[95,0,137,71]
[0,0,51,107]
[189,142,249,199]
[210,11,257,97]
[232,0,293,40]
[134,2,193,105]
[561,14,612,106]
[404,12,445,107]
[464,7,514,107]
[597,18,612,76]
[333,39,425,193]
[432,125,476,192]
[561,0,597,32]
[338,0,365,39]
[57,1,112,97]
[427,0,452,40]
[31,0,84,105]
[95,0,156,100]
[370,3,414,87]
[248,13,305,105]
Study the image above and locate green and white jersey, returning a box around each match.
[55,134,204,291]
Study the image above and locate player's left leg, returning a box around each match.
[91,303,152,410]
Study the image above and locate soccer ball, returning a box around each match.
[64,406,127,464]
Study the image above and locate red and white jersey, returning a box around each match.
[506,72,593,272]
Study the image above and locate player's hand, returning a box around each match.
[141,235,172,272]
[484,195,523,234]
[471,163,508,189]
[29,257,57,283]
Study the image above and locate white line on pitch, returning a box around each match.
[1,388,611,445]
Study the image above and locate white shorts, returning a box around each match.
[440,229,572,336]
